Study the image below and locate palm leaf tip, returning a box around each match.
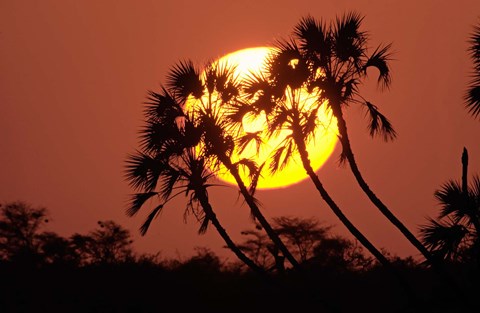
[364,43,393,89]
[198,217,210,235]
[139,203,164,236]
[293,15,328,56]
[465,22,480,119]
[166,59,203,101]
[333,11,367,62]
[237,131,263,155]
[363,101,397,141]
[420,217,468,260]
[126,192,159,217]
[465,84,480,119]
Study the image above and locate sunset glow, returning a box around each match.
[190,47,338,189]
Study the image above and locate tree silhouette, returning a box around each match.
[0,201,49,265]
[70,220,134,265]
[289,13,446,268]
[420,148,480,265]
[125,78,265,275]
[466,20,480,119]
[163,60,300,269]
[238,216,372,272]
[235,13,425,305]
[273,216,329,263]
[241,15,400,272]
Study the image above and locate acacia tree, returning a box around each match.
[70,220,134,265]
[125,77,265,274]
[164,60,300,269]
[238,216,372,272]
[0,201,49,264]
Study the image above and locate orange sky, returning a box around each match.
[1,0,479,261]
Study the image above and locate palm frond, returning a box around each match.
[465,23,480,119]
[243,71,278,114]
[225,101,252,127]
[237,131,263,155]
[333,12,367,64]
[465,84,480,119]
[144,88,184,122]
[214,62,241,103]
[468,23,480,70]
[342,78,359,101]
[126,192,159,217]
[158,166,181,202]
[234,158,259,181]
[249,162,265,196]
[166,60,203,103]
[364,43,393,89]
[434,180,469,221]
[198,216,210,235]
[269,146,286,175]
[138,120,182,154]
[471,175,480,201]
[293,15,330,67]
[420,217,468,261]
[268,107,290,136]
[125,152,164,191]
[269,39,309,90]
[363,101,397,141]
[139,204,164,236]
[268,141,294,175]
[302,108,319,140]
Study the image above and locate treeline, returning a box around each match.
[0,201,475,313]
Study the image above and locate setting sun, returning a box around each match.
[190,47,338,189]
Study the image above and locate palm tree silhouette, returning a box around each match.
[238,31,421,306]
[420,148,480,265]
[466,21,480,119]
[242,41,394,264]
[266,13,454,272]
[163,60,300,269]
[125,86,264,275]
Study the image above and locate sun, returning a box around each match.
[196,47,338,189]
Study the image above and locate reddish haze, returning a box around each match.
[1,0,479,261]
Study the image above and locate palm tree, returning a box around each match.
[466,21,480,119]
[164,60,300,269]
[239,35,419,305]
[267,13,455,272]
[420,148,480,265]
[124,86,264,275]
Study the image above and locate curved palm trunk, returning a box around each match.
[332,105,473,306]
[292,130,420,306]
[195,189,266,276]
[220,157,301,269]
[334,106,434,260]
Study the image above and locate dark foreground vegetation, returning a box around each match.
[0,202,478,313]
[1,255,477,313]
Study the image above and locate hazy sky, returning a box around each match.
[1,0,479,261]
